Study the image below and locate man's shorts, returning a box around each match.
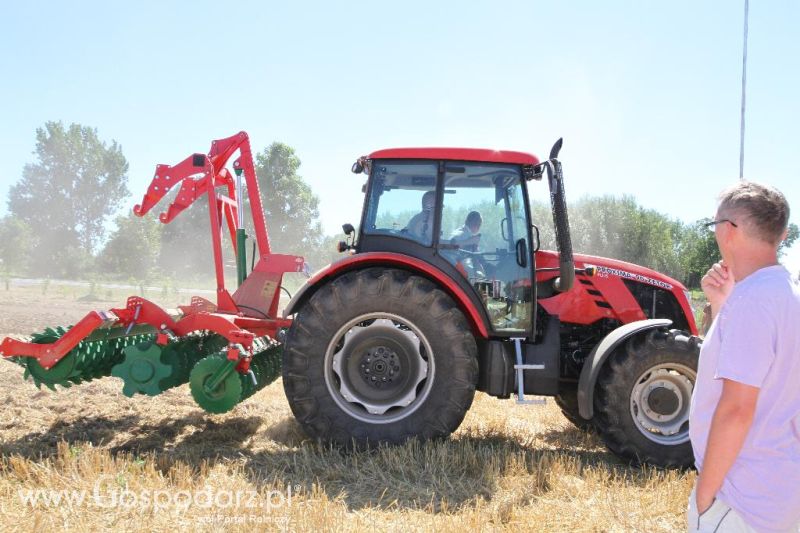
[687,484,756,532]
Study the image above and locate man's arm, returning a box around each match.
[696,379,760,512]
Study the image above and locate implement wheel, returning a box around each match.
[283,268,478,447]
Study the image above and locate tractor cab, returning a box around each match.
[351,145,572,338]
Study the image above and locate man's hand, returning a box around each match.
[696,494,715,516]
[701,261,735,318]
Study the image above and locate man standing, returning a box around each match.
[688,181,800,532]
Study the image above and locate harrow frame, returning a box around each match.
[1,132,302,411]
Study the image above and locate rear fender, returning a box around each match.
[576,319,672,420]
[282,252,490,338]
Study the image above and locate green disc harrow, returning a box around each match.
[8,326,283,413]
[14,325,156,390]
[189,336,283,414]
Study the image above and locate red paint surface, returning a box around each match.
[535,250,697,335]
[305,252,490,338]
[368,147,540,166]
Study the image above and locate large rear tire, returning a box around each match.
[555,383,593,430]
[282,268,479,447]
[593,329,699,468]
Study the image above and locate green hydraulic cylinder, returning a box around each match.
[236,228,247,287]
[234,166,247,287]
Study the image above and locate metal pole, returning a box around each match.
[739,0,749,180]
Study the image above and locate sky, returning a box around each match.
[1,1,798,270]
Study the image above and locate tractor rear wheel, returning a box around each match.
[593,329,699,468]
[555,383,593,430]
[282,268,478,447]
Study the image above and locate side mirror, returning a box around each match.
[339,223,356,254]
[352,157,369,174]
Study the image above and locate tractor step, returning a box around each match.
[512,337,547,406]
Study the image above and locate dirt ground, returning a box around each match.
[0,284,694,532]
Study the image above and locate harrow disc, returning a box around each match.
[240,342,283,401]
[189,355,243,414]
[111,333,229,397]
[112,342,173,397]
[19,325,156,390]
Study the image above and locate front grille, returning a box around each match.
[621,279,690,331]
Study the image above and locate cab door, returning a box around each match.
[436,162,534,335]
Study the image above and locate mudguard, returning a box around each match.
[577,318,672,420]
[282,252,490,338]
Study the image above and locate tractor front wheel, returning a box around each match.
[282,268,478,447]
[593,329,699,468]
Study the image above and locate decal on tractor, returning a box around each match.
[596,265,674,290]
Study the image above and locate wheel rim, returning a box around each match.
[324,312,434,424]
[629,363,695,445]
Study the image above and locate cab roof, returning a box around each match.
[368,147,540,166]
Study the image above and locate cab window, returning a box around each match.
[363,161,438,246]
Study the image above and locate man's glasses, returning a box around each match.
[704,219,738,229]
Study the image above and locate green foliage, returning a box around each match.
[531,195,685,280]
[779,223,799,257]
[0,216,32,275]
[156,141,328,280]
[158,195,215,281]
[98,212,162,281]
[7,122,129,277]
[252,142,324,260]
[673,218,719,288]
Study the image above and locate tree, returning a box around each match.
[252,143,324,257]
[98,212,162,280]
[561,195,684,280]
[8,122,129,276]
[779,223,799,257]
[156,141,327,281]
[675,219,720,288]
[158,195,216,281]
[0,216,33,275]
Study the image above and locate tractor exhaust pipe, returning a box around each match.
[544,139,574,293]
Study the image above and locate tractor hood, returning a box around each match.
[535,250,687,292]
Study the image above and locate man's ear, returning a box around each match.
[781,227,789,242]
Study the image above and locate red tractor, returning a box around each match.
[0,133,700,468]
[281,139,700,468]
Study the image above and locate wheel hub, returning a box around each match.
[326,314,433,423]
[630,365,695,444]
[646,384,680,416]
[359,347,401,389]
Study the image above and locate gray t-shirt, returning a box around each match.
[689,265,800,532]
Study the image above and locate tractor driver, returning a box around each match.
[404,190,436,242]
[450,211,482,252]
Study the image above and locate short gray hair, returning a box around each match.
[718,181,789,245]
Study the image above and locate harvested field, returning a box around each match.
[0,284,694,532]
